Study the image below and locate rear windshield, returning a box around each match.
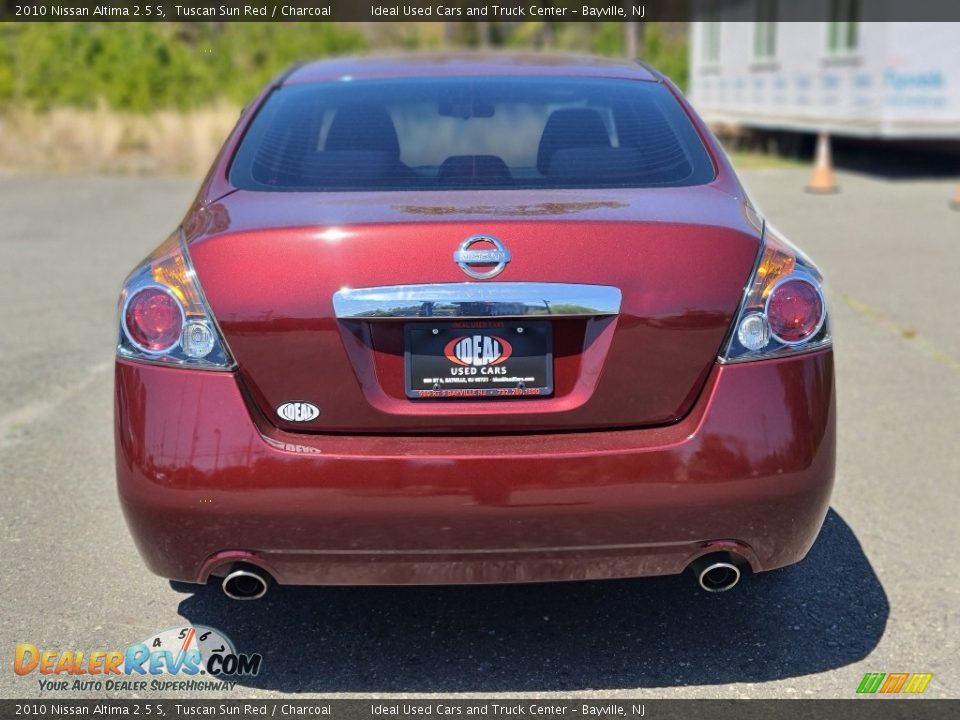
[229,77,716,192]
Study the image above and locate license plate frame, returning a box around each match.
[404,321,553,400]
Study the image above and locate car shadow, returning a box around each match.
[174,508,887,692]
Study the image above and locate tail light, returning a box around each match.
[116,232,234,370]
[720,226,830,363]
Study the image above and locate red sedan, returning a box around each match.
[114,54,834,599]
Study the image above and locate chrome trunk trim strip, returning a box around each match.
[333,283,622,320]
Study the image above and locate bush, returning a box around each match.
[587,23,689,90]
[0,22,367,112]
[0,22,690,112]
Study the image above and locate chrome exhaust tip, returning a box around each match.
[689,554,742,593]
[222,567,269,600]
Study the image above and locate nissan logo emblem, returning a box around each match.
[453,235,511,280]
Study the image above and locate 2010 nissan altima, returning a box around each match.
[114,54,834,599]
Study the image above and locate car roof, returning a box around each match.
[282,53,660,85]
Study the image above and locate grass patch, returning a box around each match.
[0,104,239,176]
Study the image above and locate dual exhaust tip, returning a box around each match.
[688,553,743,593]
[222,566,270,600]
[218,554,743,600]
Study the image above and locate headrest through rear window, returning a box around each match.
[325,105,400,156]
[537,109,612,174]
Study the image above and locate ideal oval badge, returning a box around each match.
[276,402,320,422]
[444,335,513,367]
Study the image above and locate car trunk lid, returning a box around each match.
[188,186,761,433]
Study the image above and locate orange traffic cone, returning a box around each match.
[951,184,960,210]
[806,132,839,194]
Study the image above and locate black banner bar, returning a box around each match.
[2,700,959,720]
[5,0,960,22]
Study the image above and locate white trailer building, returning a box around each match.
[688,3,960,139]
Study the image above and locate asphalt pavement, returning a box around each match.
[0,168,958,699]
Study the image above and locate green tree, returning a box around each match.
[0,22,367,113]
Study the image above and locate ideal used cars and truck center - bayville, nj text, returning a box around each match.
[28,4,646,18]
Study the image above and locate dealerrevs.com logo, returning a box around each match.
[14,625,261,693]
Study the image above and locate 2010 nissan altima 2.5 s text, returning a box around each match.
[114,54,834,599]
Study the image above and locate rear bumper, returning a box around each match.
[114,350,835,585]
